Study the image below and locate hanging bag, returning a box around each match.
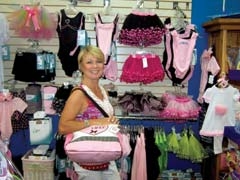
[64,87,122,165]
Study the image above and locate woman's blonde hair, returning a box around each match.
[78,45,105,64]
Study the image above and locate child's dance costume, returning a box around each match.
[56,9,85,77]
[8,4,56,40]
[119,10,165,84]
[118,10,165,47]
[159,92,201,119]
[162,23,198,86]
[94,13,119,81]
[120,53,165,84]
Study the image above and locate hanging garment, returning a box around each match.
[120,53,165,84]
[171,26,198,79]
[131,132,147,180]
[118,11,165,47]
[12,51,56,82]
[95,13,119,63]
[155,129,168,173]
[0,93,27,140]
[56,9,85,77]
[52,83,74,114]
[94,13,119,81]
[8,4,56,40]
[197,48,220,103]
[118,132,132,180]
[200,85,240,137]
[0,13,9,91]
[10,89,29,133]
[144,128,161,180]
[118,91,164,115]
[25,83,42,114]
[162,24,198,86]
[159,92,201,119]
[42,85,58,114]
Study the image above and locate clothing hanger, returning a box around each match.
[64,0,78,16]
[97,0,118,18]
[133,0,144,10]
[100,2,113,16]
[17,39,43,53]
[132,0,155,15]
[172,4,188,33]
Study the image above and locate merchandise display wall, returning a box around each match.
[0,0,192,97]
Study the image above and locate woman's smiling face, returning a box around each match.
[80,54,104,80]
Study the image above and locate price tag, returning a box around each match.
[208,75,214,84]
[142,57,148,68]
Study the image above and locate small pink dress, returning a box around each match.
[200,85,240,136]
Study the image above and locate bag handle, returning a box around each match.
[71,87,109,117]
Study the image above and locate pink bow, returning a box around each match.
[23,5,40,31]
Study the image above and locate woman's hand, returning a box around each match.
[108,116,119,124]
[90,116,119,126]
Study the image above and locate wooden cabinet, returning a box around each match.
[202,18,240,180]
[203,18,240,76]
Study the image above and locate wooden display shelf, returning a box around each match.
[203,18,240,76]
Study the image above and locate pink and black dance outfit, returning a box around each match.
[118,10,165,47]
[162,22,198,86]
[94,13,119,81]
[119,10,165,84]
[56,9,85,77]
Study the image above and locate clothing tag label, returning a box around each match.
[192,48,197,65]
[43,93,55,100]
[208,75,214,84]
[36,54,45,70]
[2,45,10,61]
[29,117,53,145]
[142,57,148,68]
[49,54,56,72]
[26,94,37,102]
[77,30,88,46]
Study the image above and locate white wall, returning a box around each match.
[1,0,192,96]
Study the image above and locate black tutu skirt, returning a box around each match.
[118,11,165,47]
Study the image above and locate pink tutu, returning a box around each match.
[120,54,165,84]
[161,92,177,107]
[159,95,201,119]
